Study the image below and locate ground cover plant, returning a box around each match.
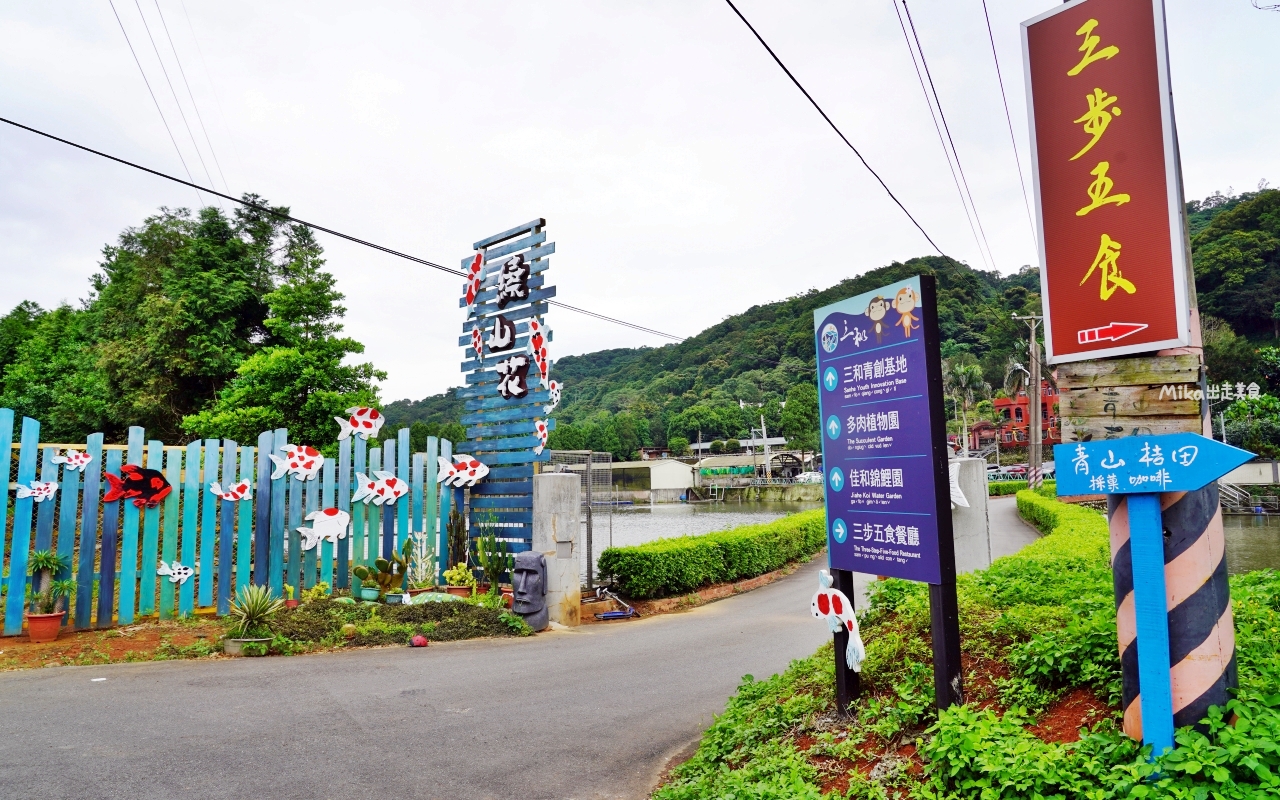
[653,491,1280,799]
[597,509,826,599]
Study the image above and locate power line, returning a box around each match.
[108,0,203,207]
[0,115,687,343]
[178,0,244,181]
[152,0,231,194]
[981,0,1037,246]
[891,0,989,271]
[721,0,948,258]
[131,0,221,208]
[901,1,998,270]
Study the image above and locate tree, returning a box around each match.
[0,300,44,374]
[181,223,384,447]
[946,362,989,456]
[779,383,819,457]
[667,435,690,456]
[0,305,110,440]
[709,440,725,455]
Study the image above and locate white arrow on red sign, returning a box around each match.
[1076,321,1149,345]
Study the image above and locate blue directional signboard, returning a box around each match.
[813,275,951,585]
[1053,434,1253,497]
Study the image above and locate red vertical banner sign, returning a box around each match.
[1023,0,1190,363]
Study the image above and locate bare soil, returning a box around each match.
[0,617,229,670]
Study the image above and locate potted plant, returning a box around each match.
[283,584,299,609]
[405,531,437,597]
[225,584,283,655]
[25,550,71,643]
[472,529,513,607]
[353,538,412,602]
[442,563,477,598]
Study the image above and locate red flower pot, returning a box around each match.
[26,612,64,643]
[444,586,472,598]
[284,599,300,609]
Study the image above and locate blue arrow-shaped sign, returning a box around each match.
[1053,433,1253,497]
[1053,431,1253,761]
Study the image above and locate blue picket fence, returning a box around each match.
[0,407,458,634]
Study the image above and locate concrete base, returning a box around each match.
[546,558,580,627]
[951,457,992,574]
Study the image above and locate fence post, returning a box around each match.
[336,437,352,590]
[2,417,39,636]
[96,448,123,628]
[117,427,145,624]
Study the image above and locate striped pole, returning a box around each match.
[1107,483,1237,743]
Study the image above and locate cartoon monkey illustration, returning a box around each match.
[893,287,919,338]
[865,296,890,344]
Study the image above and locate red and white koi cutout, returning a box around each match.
[208,480,252,502]
[15,481,58,502]
[351,471,408,506]
[51,450,93,471]
[463,253,484,313]
[471,326,485,364]
[435,455,489,488]
[543,379,561,415]
[268,445,324,481]
[811,570,865,671]
[298,507,351,549]
[533,419,548,455]
[335,406,384,441]
[527,317,551,388]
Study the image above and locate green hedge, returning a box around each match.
[596,509,827,599]
[988,479,1027,496]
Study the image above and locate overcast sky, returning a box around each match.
[1,1,1276,402]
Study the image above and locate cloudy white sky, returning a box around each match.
[1,1,1276,402]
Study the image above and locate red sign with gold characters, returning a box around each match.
[1022,0,1191,363]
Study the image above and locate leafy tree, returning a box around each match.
[709,440,725,455]
[667,435,690,456]
[779,383,819,455]
[547,422,586,451]
[181,224,383,446]
[0,305,110,440]
[1203,315,1265,389]
[945,361,989,455]
[0,300,44,375]
[1192,189,1280,336]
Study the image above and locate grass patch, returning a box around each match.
[655,490,1280,798]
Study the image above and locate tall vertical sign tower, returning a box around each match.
[455,219,559,552]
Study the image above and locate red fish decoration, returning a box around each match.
[527,317,551,388]
[351,471,409,506]
[533,419,548,455]
[209,480,252,502]
[269,444,323,481]
[104,465,173,508]
[463,253,484,313]
[436,455,489,488]
[335,406,385,441]
[471,326,485,364]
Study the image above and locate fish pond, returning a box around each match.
[1223,514,1280,574]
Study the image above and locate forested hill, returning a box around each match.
[386,255,1045,457]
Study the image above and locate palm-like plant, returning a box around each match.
[27,550,70,615]
[228,585,285,639]
[946,363,990,457]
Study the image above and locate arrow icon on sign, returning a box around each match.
[1077,321,1149,345]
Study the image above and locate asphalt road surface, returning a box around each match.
[0,503,1037,800]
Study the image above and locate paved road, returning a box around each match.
[0,503,1036,800]
[988,495,1042,561]
[0,558,835,800]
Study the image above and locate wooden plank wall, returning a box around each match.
[1057,354,1202,441]
[455,219,557,556]
[0,409,452,635]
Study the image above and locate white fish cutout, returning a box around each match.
[51,450,93,471]
[811,570,865,671]
[335,407,385,441]
[157,561,194,585]
[527,317,551,388]
[462,253,483,313]
[543,380,561,415]
[948,461,969,509]
[16,481,58,502]
[351,471,409,506]
[268,445,323,481]
[436,455,489,488]
[298,507,351,550]
[209,480,252,502]
[533,419,548,456]
[471,326,485,364]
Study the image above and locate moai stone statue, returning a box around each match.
[511,550,548,632]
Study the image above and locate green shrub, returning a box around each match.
[988,479,1028,496]
[597,509,826,599]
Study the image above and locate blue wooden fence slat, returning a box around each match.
[456,433,548,453]
[303,467,319,590]
[321,457,335,591]
[438,439,452,576]
[465,419,556,440]
[460,405,552,426]
[470,495,533,509]
[367,447,385,562]
[33,448,57,553]
[464,357,549,387]
[217,439,237,615]
[485,464,536,480]
[5,417,39,635]
[455,318,538,348]
[472,217,544,249]
[397,428,410,552]
[351,437,367,591]
[474,450,551,466]
[160,447,183,620]
[458,301,549,333]
[478,230,545,261]
[411,453,424,535]
[54,449,81,581]
[73,433,105,629]
[463,390,552,413]
[269,428,288,598]
[198,439,220,608]
[237,445,255,594]
[471,480,533,495]
[0,410,11,598]
[96,448,123,629]
[253,432,273,587]
[179,441,201,616]
[459,272,548,309]
[286,474,302,596]
[117,427,144,625]
[139,441,164,616]
[426,437,441,583]
[336,437,351,590]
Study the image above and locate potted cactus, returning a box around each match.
[26,550,71,643]
[353,538,413,602]
[283,584,299,609]
[442,563,477,598]
[225,585,283,655]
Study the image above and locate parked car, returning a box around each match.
[1005,464,1028,475]
[795,471,824,484]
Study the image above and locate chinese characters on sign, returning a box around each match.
[1023,0,1191,361]
[496,254,530,310]
[1054,433,1252,497]
[815,276,948,584]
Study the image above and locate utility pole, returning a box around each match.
[1013,314,1043,487]
[760,414,772,480]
